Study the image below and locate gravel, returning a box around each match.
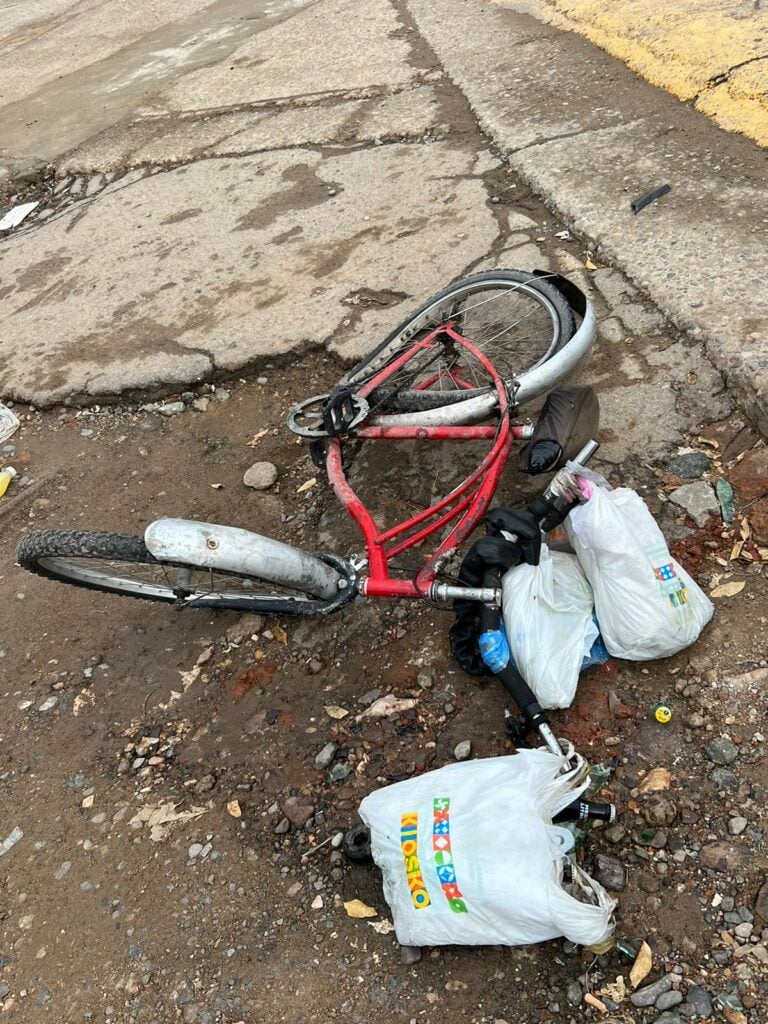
[453,740,471,761]
[630,975,673,1007]
[592,852,626,891]
[685,985,714,1018]
[314,742,337,770]
[705,737,739,765]
[656,989,683,1011]
[243,461,278,490]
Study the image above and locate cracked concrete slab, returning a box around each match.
[406,0,768,435]
[59,86,441,174]
[0,142,499,404]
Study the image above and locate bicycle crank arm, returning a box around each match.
[144,519,346,601]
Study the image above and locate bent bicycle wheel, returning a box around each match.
[342,270,576,414]
[17,531,350,615]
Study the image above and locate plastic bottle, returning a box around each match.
[0,466,17,498]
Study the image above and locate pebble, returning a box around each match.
[157,402,185,416]
[331,832,344,849]
[38,696,58,712]
[705,737,739,765]
[710,768,740,792]
[454,740,471,761]
[192,397,209,412]
[80,428,94,437]
[243,461,278,490]
[357,688,381,706]
[314,742,337,770]
[283,797,314,827]
[733,922,753,940]
[728,816,747,836]
[188,843,204,860]
[592,852,626,891]
[274,818,290,834]
[195,774,216,794]
[0,984,9,1000]
[214,388,230,402]
[311,895,323,910]
[631,976,673,1008]
[400,945,422,965]
[328,764,351,783]
[641,792,677,826]
[656,989,683,1011]
[54,861,71,880]
[566,981,583,1006]
[668,482,719,527]
[686,985,714,1018]
[668,452,711,478]
[416,669,435,689]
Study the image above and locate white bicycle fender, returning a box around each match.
[144,518,342,600]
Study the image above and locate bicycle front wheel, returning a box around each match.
[342,270,576,414]
[17,531,348,615]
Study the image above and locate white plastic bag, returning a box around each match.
[358,750,616,949]
[502,545,598,709]
[566,484,713,660]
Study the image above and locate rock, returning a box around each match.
[454,740,471,761]
[728,816,748,836]
[687,712,706,728]
[668,482,720,527]
[274,818,290,834]
[308,658,322,674]
[699,842,749,873]
[638,873,661,893]
[593,852,626,891]
[188,843,204,860]
[357,688,381,706]
[416,669,435,689]
[0,984,9,1000]
[755,878,768,923]
[728,447,768,503]
[630,975,672,1007]
[705,737,739,765]
[314,742,337,770]
[157,402,185,416]
[243,461,278,490]
[283,797,314,827]
[641,793,677,826]
[654,1014,682,1024]
[668,452,711,478]
[710,768,740,792]
[733,922,752,940]
[214,388,230,402]
[225,614,264,643]
[656,990,683,1011]
[603,823,626,844]
[400,945,422,965]
[191,398,209,413]
[38,696,58,712]
[328,763,351,783]
[747,498,768,543]
[194,774,216,794]
[566,981,583,1006]
[685,985,713,1018]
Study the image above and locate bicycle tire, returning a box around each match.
[16,531,351,615]
[342,270,576,413]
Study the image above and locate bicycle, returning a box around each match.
[17,269,608,769]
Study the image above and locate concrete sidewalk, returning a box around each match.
[406,0,768,434]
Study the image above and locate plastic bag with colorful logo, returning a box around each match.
[565,483,713,660]
[358,749,616,949]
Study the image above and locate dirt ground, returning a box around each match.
[1,321,767,1024]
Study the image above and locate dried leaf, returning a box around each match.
[584,993,607,1013]
[738,517,750,541]
[226,799,242,818]
[297,477,317,494]
[210,483,223,490]
[638,767,671,794]
[729,540,744,561]
[629,940,652,988]
[585,258,598,270]
[367,918,395,935]
[710,580,745,598]
[696,436,720,448]
[246,429,269,447]
[129,801,208,842]
[758,547,768,561]
[344,899,377,919]
[324,704,349,720]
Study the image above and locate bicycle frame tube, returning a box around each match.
[324,326,524,600]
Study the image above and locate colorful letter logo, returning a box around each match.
[432,798,468,913]
[400,813,430,909]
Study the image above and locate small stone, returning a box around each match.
[157,402,185,416]
[38,696,58,712]
[0,983,9,1000]
[257,376,268,385]
[283,796,314,827]
[592,852,626,891]
[194,774,216,794]
[311,895,323,910]
[331,832,344,849]
[188,843,204,860]
[416,669,435,689]
[274,818,290,834]
[454,740,471,761]
[641,792,677,826]
[80,428,94,437]
[710,768,740,792]
[357,688,381,706]
[728,816,748,836]
[705,737,739,765]
[54,861,71,881]
[400,945,422,965]
[656,989,683,1011]
[243,461,278,490]
[603,823,626,844]
[630,975,672,1007]
[733,922,752,940]
[192,398,209,413]
[328,764,351,783]
[668,482,720,527]
[685,985,713,1018]
[699,841,749,873]
[314,742,337,770]
[754,879,768,923]
[308,658,322,674]
[638,873,661,893]
[668,452,711,478]
[214,388,230,402]
[687,712,706,729]
[566,981,583,1006]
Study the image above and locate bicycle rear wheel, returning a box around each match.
[343,270,576,413]
[17,531,350,615]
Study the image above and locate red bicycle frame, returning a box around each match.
[324,326,531,599]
